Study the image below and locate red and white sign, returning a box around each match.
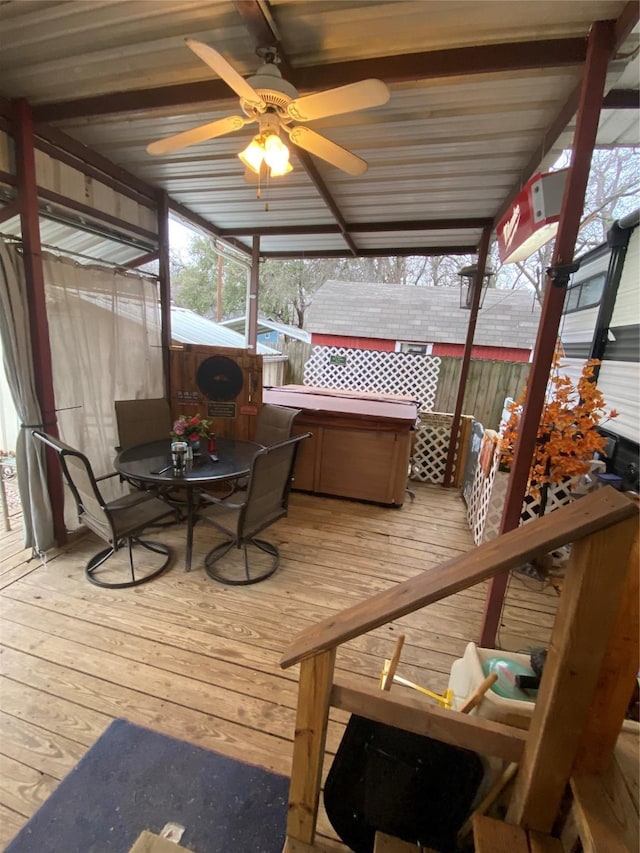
[497,169,568,264]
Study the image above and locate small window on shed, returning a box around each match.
[397,342,433,355]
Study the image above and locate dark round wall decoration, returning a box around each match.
[196,356,244,401]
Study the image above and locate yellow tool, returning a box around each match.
[379,634,455,709]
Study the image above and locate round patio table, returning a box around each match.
[115,437,263,572]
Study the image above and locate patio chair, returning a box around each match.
[33,430,176,589]
[227,403,303,497]
[114,398,172,451]
[114,397,187,514]
[254,403,302,446]
[202,432,311,585]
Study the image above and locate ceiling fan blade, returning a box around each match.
[185,38,265,109]
[147,115,248,156]
[288,126,368,175]
[287,79,389,122]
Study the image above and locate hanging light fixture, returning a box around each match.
[458,264,495,309]
[238,132,292,178]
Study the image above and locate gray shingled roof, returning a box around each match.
[306,281,541,349]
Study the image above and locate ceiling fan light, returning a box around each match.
[263,134,290,172]
[238,138,264,173]
[269,160,293,177]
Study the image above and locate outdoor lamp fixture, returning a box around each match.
[496,169,569,264]
[238,132,292,177]
[458,264,495,309]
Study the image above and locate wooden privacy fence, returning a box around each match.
[434,357,530,430]
[279,345,530,431]
[279,488,638,852]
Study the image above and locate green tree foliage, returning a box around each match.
[171,235,247,318]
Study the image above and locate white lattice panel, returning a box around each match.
[482,469,510,542]
[303,346,440,412]
[411,413,465,485]
[479,468,578,544]
[467,450,501,545]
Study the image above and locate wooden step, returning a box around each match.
[473,815,562,852]
[374,831,423,851]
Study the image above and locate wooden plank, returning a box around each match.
[374,832,422,851]
[283,837,339,853]
[0,802,27,849]
[1,646,294,777]
[331,677,526,763]
[472,815,529,852]
[506,517,638,832]
[0,753,59,817]
[286,650,336,845]
[281,489,637,667]
[528,831,563,852]
[571,766,639,853]
[0,711,86,779]
[574,526,639,773]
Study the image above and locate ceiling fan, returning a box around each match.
[147,39,390,177]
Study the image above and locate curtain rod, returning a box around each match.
[0,233,160,280]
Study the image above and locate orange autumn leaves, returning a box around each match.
[500,356,617,495]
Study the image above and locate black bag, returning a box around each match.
[324,715,485,853]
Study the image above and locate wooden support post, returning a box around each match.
[480,19,615,647]
[443,226,491,487]
[157,190,171,400]
[506,515,637,832]
[574,522,639,773]
[14,98,66,545]
[247,236,260,353]
[286,649,336,846]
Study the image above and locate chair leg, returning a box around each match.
[204,537,280,585]
[85,537,172,589]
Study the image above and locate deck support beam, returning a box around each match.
[480,19,615,647]
[13,99,66,545]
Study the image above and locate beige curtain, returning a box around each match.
[0,239,54,551]
[42,253,164,525]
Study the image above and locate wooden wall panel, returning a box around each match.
[169,345,263,441]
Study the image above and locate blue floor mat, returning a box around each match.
[6,719,290,853]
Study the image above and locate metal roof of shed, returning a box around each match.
[1,1,637,260]
[171,305,280,354]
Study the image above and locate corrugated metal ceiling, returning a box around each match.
[1,1,637,259]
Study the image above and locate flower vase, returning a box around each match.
[188,438,201,458]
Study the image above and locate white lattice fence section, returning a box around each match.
[303,346,440,412]
[466,444,501,544]
[411,413,470,485]
[468,446,578,545]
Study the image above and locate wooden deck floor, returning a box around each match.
[0,483,562,850]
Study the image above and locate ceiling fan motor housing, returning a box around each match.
[242,62,298,116]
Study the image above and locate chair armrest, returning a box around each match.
[201,494,245,510]
[96,471,119,483]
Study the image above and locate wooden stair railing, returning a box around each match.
[279,488,638,852]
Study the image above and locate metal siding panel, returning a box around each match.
[611,228,639,327]
[597,361,640,444]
